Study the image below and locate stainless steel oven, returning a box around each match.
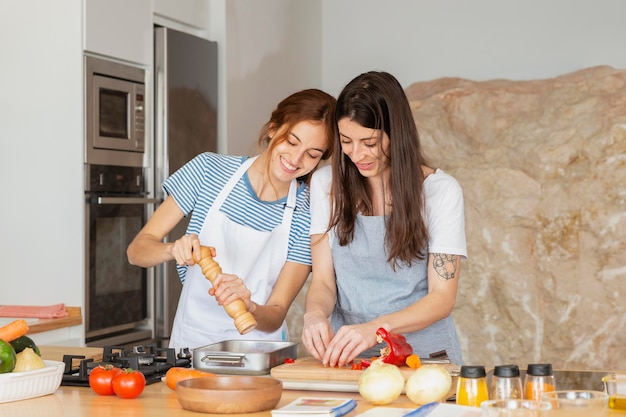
[84,164,156,347]
[85,55,146,167]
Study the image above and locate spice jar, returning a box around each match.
[524,363,556,401]
[602,373,626,410]
[456,365,489,407]
[490,364,523,400]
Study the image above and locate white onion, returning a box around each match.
[358,361,405,405]
[405,364,452,405]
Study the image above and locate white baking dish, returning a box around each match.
[0,360,64,403]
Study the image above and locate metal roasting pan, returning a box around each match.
[192,340,297,375]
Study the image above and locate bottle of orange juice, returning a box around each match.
[524,363,556,401]
[456,365,489,407]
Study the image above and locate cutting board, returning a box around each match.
[272,356,460,381]
[271,356,416,382]
[271,357,459,392]
[270,356,459,392]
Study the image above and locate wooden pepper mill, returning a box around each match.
[196,246,257,335]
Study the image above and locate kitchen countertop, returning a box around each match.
[3,377,626,417]
[5,347,621,417]
[0,382,362,417]
[39,345,103,368]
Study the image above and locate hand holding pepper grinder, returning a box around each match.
[196,246,258,335]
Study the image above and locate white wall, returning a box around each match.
[320,0,626,95]
[0,1,84,307]
[216,0,626,155]
[223,0,322,155]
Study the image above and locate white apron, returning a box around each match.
[169,156,297,350]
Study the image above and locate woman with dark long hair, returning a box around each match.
[302,72,466,366]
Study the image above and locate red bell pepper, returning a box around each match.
[376,327,413,367]
[350,358,371,370]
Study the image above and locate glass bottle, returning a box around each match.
[456,365,489,407]
[490,364,523,400]
[524,363,556,401]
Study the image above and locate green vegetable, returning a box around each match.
[0,339,17,373]
[10,335,41,356]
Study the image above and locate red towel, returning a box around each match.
[0,303,68,319]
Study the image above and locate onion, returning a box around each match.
[405,364,452,405]
[358,361,405,405]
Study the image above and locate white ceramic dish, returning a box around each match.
[0,360,64,403]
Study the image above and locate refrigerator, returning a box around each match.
[153,26,218,347]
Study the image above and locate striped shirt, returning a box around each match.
[163,152,313,283]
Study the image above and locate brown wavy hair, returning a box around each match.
[331,71,429,269]
[257,88,336,184]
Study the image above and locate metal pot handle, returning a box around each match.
[200,352,245,367]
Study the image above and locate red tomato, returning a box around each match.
[89,365,123,395]
[111,368,146,399]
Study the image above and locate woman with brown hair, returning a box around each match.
[128,88,336,350]
[302,72,466,366]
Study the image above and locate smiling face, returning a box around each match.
[268,120,328,184]
[338,117,391,181]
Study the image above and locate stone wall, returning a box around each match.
[405,66,626,371]
[286,66,626,370]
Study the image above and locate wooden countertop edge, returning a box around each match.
[26,306,82,334]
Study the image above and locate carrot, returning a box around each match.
[405,354,421,369]
[164,367,215,390]
[0,319,29,343]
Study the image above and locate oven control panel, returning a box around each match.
[85,164,145,194]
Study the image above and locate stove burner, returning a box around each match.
[60,343,191,387]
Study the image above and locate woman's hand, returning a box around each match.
[321,322,380,367]
[169,233,202,266]
[210,273,253,311]
[301,311,334,362]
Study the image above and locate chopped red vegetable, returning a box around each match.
[284,358,296,364]
[376,327,413,367]
[350,359,372,370]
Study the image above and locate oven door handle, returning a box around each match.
[95,197,158,205]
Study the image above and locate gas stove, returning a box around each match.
[60,344,192,386]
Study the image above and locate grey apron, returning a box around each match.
[330,214,463,365]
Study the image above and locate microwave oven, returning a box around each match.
[85,56,146,167]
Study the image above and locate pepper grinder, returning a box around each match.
[197,246,257,335]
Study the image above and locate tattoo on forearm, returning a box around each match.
[433,254,458,280]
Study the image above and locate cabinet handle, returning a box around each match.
[95,197,157,205]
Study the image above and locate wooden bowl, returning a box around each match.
[176,375,283,414]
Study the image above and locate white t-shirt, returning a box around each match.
[309,164,467,258]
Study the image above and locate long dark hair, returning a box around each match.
[331,71,429,268]
[258,88,336,184]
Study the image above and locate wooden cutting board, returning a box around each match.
[272,357,460,393]
[271,356,457,382]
